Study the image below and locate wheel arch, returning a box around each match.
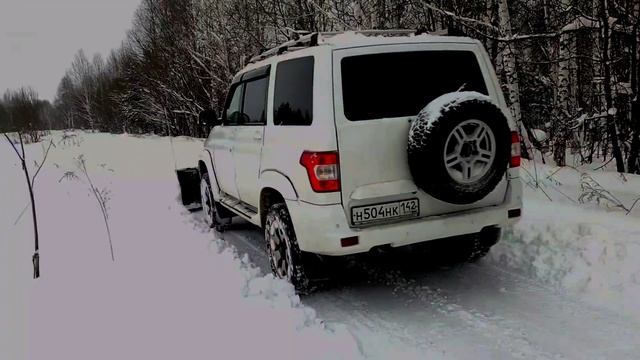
[259,170,299,228]
[198,149,220,199]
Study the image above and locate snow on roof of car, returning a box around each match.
[246,30,479,66]
[320,31,478,48]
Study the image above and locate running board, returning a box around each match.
[219,194,260,224]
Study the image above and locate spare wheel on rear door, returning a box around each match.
[408,91,511,205]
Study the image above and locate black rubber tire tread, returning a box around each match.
[464,236,492,262]
[264,203,312,294]
[464,227,502,262]
[408,98,511,204]
[200,172,230,232]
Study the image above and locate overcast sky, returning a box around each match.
[0,0,140,101]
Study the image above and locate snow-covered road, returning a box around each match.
[3,132,640,359]
[210,215,640,360]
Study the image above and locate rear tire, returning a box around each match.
[264,203,312,294]
[462,227,502,262]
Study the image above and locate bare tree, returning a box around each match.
[68,50,99,130]
[42,0,640,174]
[3,132,54,278]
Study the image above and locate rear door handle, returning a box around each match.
[253,135,263,140]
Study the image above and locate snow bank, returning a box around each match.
[1,131,361,360]
[491,161,640,319]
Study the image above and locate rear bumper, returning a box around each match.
[287,178,522,256]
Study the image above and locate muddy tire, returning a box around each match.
[408,93,511,205]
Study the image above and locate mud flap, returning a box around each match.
[176,167,201,209]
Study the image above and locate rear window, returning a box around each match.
[273,56,314,126]
[341,51,488,121]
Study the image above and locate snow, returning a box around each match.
[530,128,548,142]
[320,31,475,48]
[4,131,640,359]
[561,16,620,32]
[408,91,494,149]
[492,160,640,320]
[1,132,362,360]
[416,91,492,129]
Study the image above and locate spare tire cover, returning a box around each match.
[408,91,511,205]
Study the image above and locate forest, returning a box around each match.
[2,0,640,173]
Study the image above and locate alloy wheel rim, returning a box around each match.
[200,179,213,225]
[267,218,293,280]
[443,119,496,184]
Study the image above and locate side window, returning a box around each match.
[242,76,269,125]
[273,56,314,126]
[224,84,243,125]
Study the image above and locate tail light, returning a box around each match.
[300,151,340,192]
[510,131,521,168]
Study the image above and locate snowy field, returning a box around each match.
[2,131,640,359]
[1,132,360,360]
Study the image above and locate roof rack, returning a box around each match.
[248,29,425,64]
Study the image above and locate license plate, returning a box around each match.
[351,199,419,226]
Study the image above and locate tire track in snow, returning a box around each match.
[190,212,556,359]
[185,210,640,359]
[333,261,561,360]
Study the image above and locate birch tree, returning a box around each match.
[600,0,626,172]
[554,28,571,166]
[39,0,640,174]
[628,0,640,173]
[496,0,533,158]
[69,50,98,130]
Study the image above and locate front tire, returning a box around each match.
[200,172,229,231]
[264,203,311,293]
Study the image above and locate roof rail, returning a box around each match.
[248,29,426,64]
[249,33,320,63]
[323,29,416,37]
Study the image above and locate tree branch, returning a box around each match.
[31,139,55,189]
[3,133,24,161]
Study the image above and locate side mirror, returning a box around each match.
[199,109,220,127]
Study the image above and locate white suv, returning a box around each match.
[186,31,523,292]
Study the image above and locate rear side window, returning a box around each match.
[273,57,314,126]
[243,77,268,124]
[341,51,488,121]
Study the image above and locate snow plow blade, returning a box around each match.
[176,167,201,209]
